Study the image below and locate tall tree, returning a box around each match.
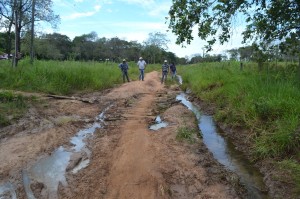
[0,0,59,65]
[144,32,170,64]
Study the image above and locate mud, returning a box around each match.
[0,71,243,199]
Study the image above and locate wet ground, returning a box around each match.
[0,71,284,199]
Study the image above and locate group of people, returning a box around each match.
[118,57,176,84]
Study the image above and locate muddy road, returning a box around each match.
[0,71,243,199]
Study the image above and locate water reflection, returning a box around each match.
[149,116,169,131]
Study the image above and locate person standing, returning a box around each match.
[170,62,177,79]
[137,57,147,81]
[161,60,169,84]
[119,59,130,83]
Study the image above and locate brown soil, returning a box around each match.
[0,71,242,199]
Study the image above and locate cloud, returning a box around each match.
[94,5,101,11]
[119,0,170,17]
[119,0,154,6]
[74,0,84,2]
[62,4,102,20]
[63,11,96,20]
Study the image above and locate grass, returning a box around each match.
[0,91,28,127]
[278,159,300,195]
[176,126,198,143]
[177,61,300,194]
[0,58,161,95]
[0,58,161,127]
[178,61,300,158]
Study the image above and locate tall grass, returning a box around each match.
[178,62,300,159]
[0,58,159,95]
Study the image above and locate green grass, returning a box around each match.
[278,159,300,196]
[176,126,198,143]
[0,91,27,127]
[0,58,161,95]
[178,62,300,159]
[178,61,300,193]
[0,58,161,127]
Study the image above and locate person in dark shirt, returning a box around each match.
[118,59,130,83]
[169,62,176,79]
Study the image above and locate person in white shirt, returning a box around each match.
[137,57,147,81]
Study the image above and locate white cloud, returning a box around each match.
[61,4,102,20]
[94,5,101,11]
[119,0,154,6]
[74,0,84,2]
[148,2,171,17]
[63,11,96,20]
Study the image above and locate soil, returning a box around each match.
[0,71,245,199]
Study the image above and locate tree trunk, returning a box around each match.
[30,0,35,64]
[12,9,18,67]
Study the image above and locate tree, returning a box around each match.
[227,49,239,61]
[144,32,170,64]
[238,46,254,61]
[168,1,300,50]
[0,0,59,65]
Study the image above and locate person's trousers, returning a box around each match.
[161,71,168,83]
[139,69,145,81]
[123,71,130,82]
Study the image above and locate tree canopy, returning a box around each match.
[168,0,300,51]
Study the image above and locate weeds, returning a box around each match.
[178,62,300,159]
[0,91,27,127]
[278,160,300,196]
[176,126,197,143]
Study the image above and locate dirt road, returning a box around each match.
[0,71,241,199]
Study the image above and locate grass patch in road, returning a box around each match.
[176,126,198,144]
[0,91,28,127]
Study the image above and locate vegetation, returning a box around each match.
[0,59,161,127]
[179,62,300,158]
[0,58,161,95]
[0,90,27,127]
[176,126,197,144]
[168,1,299,49]
[178,61,300,194]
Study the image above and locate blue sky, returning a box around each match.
[46,0,245,58]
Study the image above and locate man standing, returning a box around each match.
[170,62,177,79]
[119,59,130,83]
[137,57,147,81]
[161,60,169,84]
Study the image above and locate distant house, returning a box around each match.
[0,53,13,60]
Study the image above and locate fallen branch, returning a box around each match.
[47,94,97,104]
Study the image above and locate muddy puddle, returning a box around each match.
[0,106,110,199]
[149,116,168,131]
[176,93,269,199]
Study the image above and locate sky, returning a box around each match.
[45,0,246,58]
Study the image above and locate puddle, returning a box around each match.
[176,75,183,85]
[176,93,269,199]
[0,182,17,199]
[149,116,169,131]
[19,106,110,199]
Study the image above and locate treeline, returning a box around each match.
[0,31,187,64]
[189,41,300,65]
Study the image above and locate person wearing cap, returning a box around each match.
[118,59,130,83]
[137,57,147,81]
[170,62,177,79]
[161,60,169,84]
